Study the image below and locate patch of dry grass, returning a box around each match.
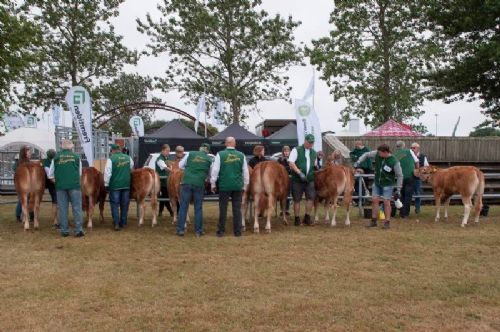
[0,199,499,331]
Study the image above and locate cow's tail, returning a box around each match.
[474,168,485,214]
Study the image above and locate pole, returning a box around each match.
[434,113,438,136]
[204,107,207,138]
[312,67,316,110]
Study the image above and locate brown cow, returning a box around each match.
[81,167,106,229]
[250,161,289,233]
[416,166,484,227]
[314,165,354,227]
[131,168,161,226]
[14,162,45,231]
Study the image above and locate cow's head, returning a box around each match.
[415,165,438,182]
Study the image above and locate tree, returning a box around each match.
[20,0,137,114]
[145,119,167,135]
[178,118,219,137]
[137,0,303,125]
[0,1,40,112]
[307,0,435,128]
[425,0,500,126]
[469,126,500,137]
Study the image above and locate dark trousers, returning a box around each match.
[218,191,243,236]
[109,189,130,227]
[158,186,174,216]
[400,177,414,217]
[413,178,422,212]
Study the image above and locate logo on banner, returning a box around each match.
[74,90,86,104]
[298,104,311,117]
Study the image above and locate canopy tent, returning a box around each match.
[266,122,299,154]
[323,134,351,158]
[0,127,56,158]
[364,119,422,137]
[210,123,265,155]
[139,120,207,166]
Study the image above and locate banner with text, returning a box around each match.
[65,86,93,165]
[294,99,322,152]
[129,115,144,137]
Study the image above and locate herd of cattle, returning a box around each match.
[13,158,486,232]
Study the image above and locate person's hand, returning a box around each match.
[211,186,217,194]
[298,172,307,182]
[353,162,359,168]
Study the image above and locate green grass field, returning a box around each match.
[1,200,499,331]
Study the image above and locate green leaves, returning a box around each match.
[137,0,303,125]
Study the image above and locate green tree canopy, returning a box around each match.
[425,0,500,126]
[137,0,303,125]
[307,0,436,128]
[469,126,500,137]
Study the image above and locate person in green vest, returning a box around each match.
[210,137,249,237]
[393,141,419,219]
[48,139,84,237]
[43,149,58,228]
[104,144,134,231]
[176,143,213,237]
[354,144,403,229]
[350,140,373,206]
[289,134,318,227]
[156,144,174,218]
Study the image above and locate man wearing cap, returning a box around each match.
[43,149,58,228]
[354,144,403,229]
[210,137,249,237]
[104,144,134,231]
[176,143,213,237]
[288,133,317,226]
[410,142,429,214]
[48,139,84,237]
[394,141,419,219]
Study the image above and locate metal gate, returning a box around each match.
[54,126,109,165]
[0,151,19,193]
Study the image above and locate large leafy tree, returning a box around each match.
[425,0,500,126]
[21,0,137,114]
[307,0,435,127]
[0,1,40,113]
[137,0,303,125]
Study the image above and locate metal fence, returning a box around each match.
[0,151,19,193]
[54,126,109,164]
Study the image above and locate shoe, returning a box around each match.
[114,225,121,231]
[294,216,301,226]
[303,214,313,226]
[234,233,242,237]
[16,217,21,223]
[216,231,224,237]
[177,232,185,237]
[61,233,69,237]
[366,219,377,228]
[415,209,420,214]
[383,221,390,230]
[195,232,202,238]
[53,223,61,229]
[75,231,85,237]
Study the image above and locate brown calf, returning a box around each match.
[314,165,354,227]
[81,167,106,229]
[416,166,484,227]
[14,162,45,231]
[131,168,161,226]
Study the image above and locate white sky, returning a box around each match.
[109,0,486,136]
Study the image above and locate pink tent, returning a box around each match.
[364,119,422,137]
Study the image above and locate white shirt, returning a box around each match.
[416,152,430,167]
[409,149,419,163]
[210,147,249,189]
[178,152,189,170]
[104,155,134,187]
[289,147,312,173]
[48,159,82,179]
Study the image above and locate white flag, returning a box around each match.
[212,98,224,126]
[194,94,206,133]
[295,99,322,152]
[65,86,93,166]
[302,73,315,101]
[52,105,61,126]
[129,115,144,137]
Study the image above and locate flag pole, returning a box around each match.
[312,67,315,110]
[204,106,207,138]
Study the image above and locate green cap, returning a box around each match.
[201,143,211,150]
[110,144,120,150]
[305,134,315,143]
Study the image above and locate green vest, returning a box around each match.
[155,154,170,187]
[181,151,212,187]
[109,152,131,190]
[394,149,415,179]
[218,148,245,192]
[53,150,80,190]
[291,145,317,183]
[350,146,372,170]
[374,154,398,187]
[43,158,51,168]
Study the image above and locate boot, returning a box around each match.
[366,218,377,228]
[383,220,390,230]
[294,216,301,226]
[303,214,313,226]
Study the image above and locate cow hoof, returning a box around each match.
[345,223,351,227]
[253,228,259,234]
[265,229,271,234]
[283,221,288,226]
[330,223,336,227]
[461,223,466,228]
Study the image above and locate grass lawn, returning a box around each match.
[0,199,499,331]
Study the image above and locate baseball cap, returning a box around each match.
[305,134,315,143]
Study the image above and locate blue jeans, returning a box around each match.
[56,189,83,235]
[177,184,204,235]
[372,183,394,200]
[414,178,422,212]
[109,189,130,227]
[16,200,22,219]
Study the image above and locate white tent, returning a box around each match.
[0,128,55,157]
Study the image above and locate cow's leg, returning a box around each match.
[330,197,338,227]
[171,198,177,225]
[137,195,145,226]
[461,196,472,227]
[434,193,442,222]
[473,192,483,223]
[443,196,451,221]
[265,193,274,234]
[324,201,330,223]
[281,197,288,225]
[253,193,260,234]
[241,192,247,231]
[344,191,352,226]
[87,194,94,229]
[151,192,158,227]
[314,198,320,222]
[33,194,41,230]
[21,193,30,231]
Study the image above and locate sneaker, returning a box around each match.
[195,232,202,238]
[366,219,377,228]
[303,214,313,226]
[216,231,224,238]
[234,233,242,237]
[114,224,121,231]
[294,216,301,226]
[176,232,185,237]
[16,217,21,223]
[75,231,85,237]
[415,209,420,214]
[61,233,69,237]
[53,223,61,229]
[383,220,391,230]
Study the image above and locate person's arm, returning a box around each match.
[103,158,112,187]
[179,152,189,170]
[156,157,171,171]
[79,160,82,176]
[48,160,55,180]
[353,151,377,168]
[242,158,250,188]
[210,153,221,189]
[394,162,403,191]
[424,156,429,167]
[288,148,301,175]
[44,165,50,177]
[130,157,134,170]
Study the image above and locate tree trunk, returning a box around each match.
[379,2,391,123]
[231,99,241,125]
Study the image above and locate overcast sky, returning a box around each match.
[111,0,486,136]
